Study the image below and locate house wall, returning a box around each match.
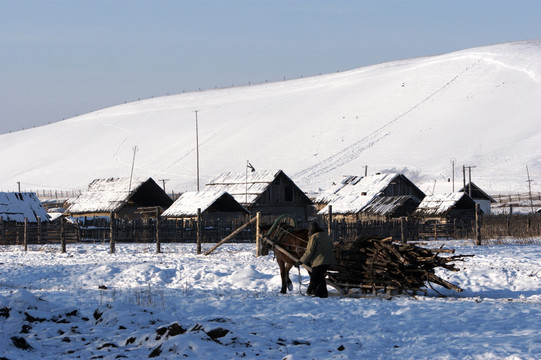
[381,176,424,198]
[475,199,491,215]
[250,173,312,221]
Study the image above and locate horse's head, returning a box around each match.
[259,222,295,256]
[258,222,277,256]
[260,239,272,256]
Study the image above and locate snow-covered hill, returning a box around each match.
[1,40,540,195]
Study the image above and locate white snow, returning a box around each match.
[1,240,540,359]
[1,41,541,195]
[415,192,470,216]
[65,177,150,214]
[316,173,402,215]
[0,192,50,222]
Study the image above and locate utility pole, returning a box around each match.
[194,110,200,192]
[463,165,476,196]
[526,166,534,213]
[451,159,455,192]
[363,165,368,177]
[17,181,21,193]
[158,179,169,193]
[128,146,138,193]
[462,165,466,191]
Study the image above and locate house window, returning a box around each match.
[284,186,293,202]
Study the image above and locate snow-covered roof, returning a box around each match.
[162,190,249,217]
[361,195,420,216]
[205,169,282,205]
[0,192,50,222]
[459,182,496,203]
[317,173,401,215]
[413,193,468,216]
[66,177,149,214]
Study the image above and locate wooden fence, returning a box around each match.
[2,214,540,248]
[326,217,476,242]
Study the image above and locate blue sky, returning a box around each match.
[1,0,540,134]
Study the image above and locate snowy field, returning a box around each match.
[1,240,540,359]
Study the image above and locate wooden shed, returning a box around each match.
[316,173,425,221]
[413,192,479,224]
[204,169,313,221]
[66,177,173,219]
[0,192,50,223]
[161,190,250,221]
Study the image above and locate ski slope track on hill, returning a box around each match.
[1,40,540,195]
[294,58,484,183]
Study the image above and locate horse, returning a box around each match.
[261,223,309,294]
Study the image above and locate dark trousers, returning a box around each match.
[308,265,329,298]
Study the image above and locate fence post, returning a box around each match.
[110,212,115,254]
[24,217,28,252]
[60,217,66,253]
[400,217,406,243]
[327,205,333,238]
[256,212,261,256]
[155,207,161,254]
[37,216,41,244]
[75,218,80,243]
[196,208,201,254]
[475,203,481,245]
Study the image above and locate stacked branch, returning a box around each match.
[331,236,471,294]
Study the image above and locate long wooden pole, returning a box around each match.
[60,217,66,253]
[196,208,201,254]
[110,212,115,254]
[37,216,41,244]
[327,205,333,238]
[255,212,261,256]
[24,217,28,252]
[155,207,161,254]
[204,216,258,255]
[475,203,481,245]
[195,110,200,192]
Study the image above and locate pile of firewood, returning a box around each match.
[330,236,471,295]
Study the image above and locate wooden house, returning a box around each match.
[413,192,479,224]
[204,170,313,221]
[0,192,50,223]
[316,173,425,221]
[161,190,250,221]
[459,182,496,215]
[66,177,173,219]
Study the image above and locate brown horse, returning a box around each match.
[261,223,309,294]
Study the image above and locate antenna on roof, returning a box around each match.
[128,146,138,193]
